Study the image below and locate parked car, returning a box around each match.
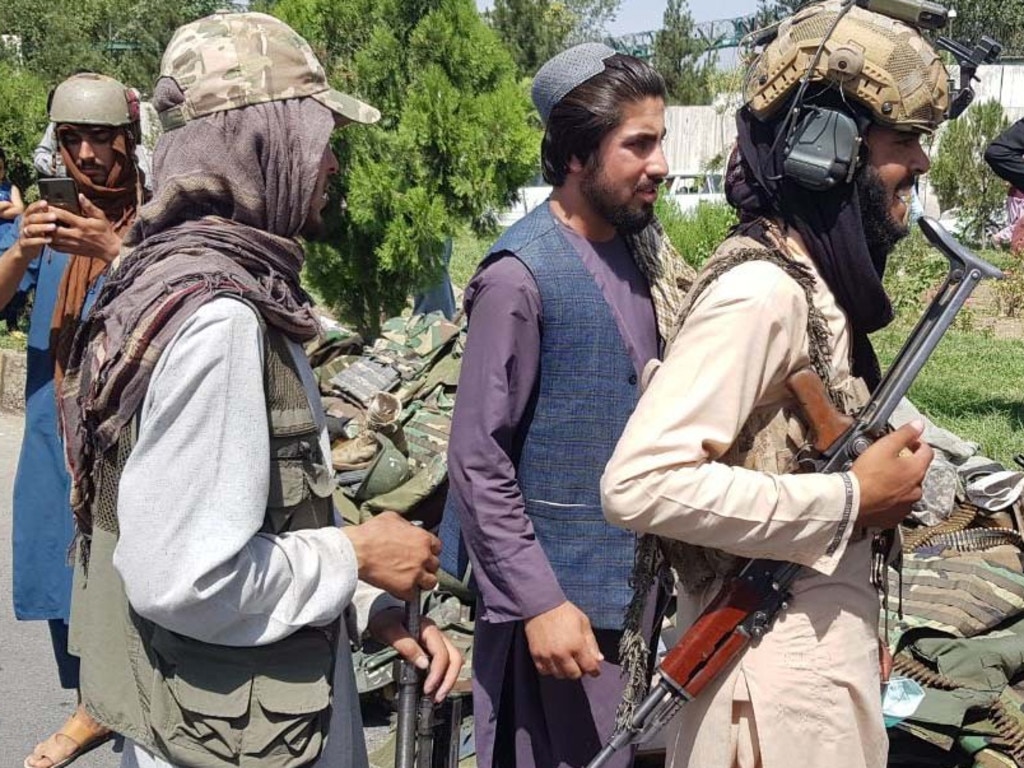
[665,172,726,213]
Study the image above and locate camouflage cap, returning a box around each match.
[745,0,949,133]
[158,11,380,131]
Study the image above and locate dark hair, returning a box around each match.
[541,54,666,186]
[0,147,6,164]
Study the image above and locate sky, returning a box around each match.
[475,0,764,36]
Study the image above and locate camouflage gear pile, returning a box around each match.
[158,11,381,131]
[310,312,474,766]
[745,0,949,133]
[49,73,136,127]
[311,311,463,526]
[884,446,1024,766]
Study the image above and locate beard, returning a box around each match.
[579,158,657,235]
[857,164,909,257]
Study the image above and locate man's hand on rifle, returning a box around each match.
[524,600,604,680]
[851,420,933,530]
[342,511,440,601]
[369,608,464,703]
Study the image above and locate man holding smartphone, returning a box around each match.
[0,71,146,768]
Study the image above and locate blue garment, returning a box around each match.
[0,180,16,245]
[442,203,641,630]
[9,219,104,625]
[412,237,457,320]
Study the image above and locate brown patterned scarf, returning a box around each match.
[60,90,335,540]
[49,126,145,387]
[623,218,694,346]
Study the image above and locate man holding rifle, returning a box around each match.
[602,2,948,766]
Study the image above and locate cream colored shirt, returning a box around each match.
[602,234,886,768]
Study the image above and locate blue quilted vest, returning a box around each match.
[441,202,642,630]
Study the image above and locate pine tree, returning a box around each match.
[271,0,538,335]
[652,0,716,106]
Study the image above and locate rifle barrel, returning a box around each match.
[395,586,423,768]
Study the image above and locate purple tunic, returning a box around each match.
[447,221,659,768]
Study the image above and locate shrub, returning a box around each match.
[883,225,948,319]
[929,100,1009,245]
[996,266,1024,318]
[656,197,737,271]
[0,62,49,189]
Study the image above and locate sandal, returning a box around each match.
[23,708,114,768]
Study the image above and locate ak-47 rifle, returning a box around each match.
[396,524,437,768]
[395,584,441,768]
[586,217,1003,768]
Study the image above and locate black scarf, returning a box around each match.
[726,106,893,389]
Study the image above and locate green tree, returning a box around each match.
[0,62,49,188]
[652,0,717,105]
[487,0,620,78]
[488,0,574,78]
[929,99,1009,244]
[940,0,1024,58]
[565,0,620,44]
[273,0,538,335]
[0,0,220,90]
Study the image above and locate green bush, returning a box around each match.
[883,225,949,319]
[929,100,1009,245]
[0,62,49,190]
[656,197,737,270]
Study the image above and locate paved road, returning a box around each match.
[0,409,393,766]
[0,410,118,767]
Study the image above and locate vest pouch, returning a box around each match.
[148,626,254,765]
[148,625,333,768]
[266,456,334,534]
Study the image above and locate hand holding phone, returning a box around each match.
[37,178,82,216]
[20,181,121,263]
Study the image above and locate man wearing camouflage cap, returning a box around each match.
[58,13,460,768]
[441,43,689,768]
[0,71,147,768]
[603,2,945,766]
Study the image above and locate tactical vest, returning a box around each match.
[69,323,336,768]
[664,234,871,594]
[441,201,643,630]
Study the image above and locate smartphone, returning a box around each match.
[38,177,81,216]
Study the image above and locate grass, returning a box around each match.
[0,329,26,350]
[873,322,1024,466]
[450,226,491,289]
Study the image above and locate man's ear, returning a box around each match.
[567,154,585,174]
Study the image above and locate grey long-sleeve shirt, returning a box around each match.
[114,297,396,768]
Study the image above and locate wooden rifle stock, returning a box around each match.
[785,368,854,453]
[658,573,764,697]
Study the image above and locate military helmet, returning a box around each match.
[49,73,137,127]
[745,0,949,133]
